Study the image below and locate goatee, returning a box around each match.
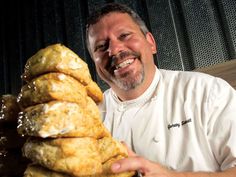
[112,65,144,91]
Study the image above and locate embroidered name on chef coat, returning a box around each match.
[168,118,192,130]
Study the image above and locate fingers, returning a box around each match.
[111,156,147,174]
[111,155,171,176]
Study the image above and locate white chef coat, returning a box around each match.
[99,68,236,172]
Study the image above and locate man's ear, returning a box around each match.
[146,32,157,54]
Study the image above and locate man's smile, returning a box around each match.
[107,51,140,75]
[115,58,135,70]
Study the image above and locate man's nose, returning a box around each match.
[107,39,124,57]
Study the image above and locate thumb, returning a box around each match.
[111,156,145,173]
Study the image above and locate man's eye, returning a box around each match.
[120,33,130,39]
[95,44,107,51]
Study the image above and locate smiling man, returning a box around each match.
[86,3,236,177]
[86,9,157,101]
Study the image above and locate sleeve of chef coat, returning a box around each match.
[207,77,236,170]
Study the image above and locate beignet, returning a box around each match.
[17,101,109,138]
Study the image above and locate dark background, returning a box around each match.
[1,0,236,95]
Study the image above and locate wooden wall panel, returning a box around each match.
[195,59,236,89]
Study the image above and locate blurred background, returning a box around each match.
[1,0,236,94]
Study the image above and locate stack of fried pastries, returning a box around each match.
[17,44,134,177]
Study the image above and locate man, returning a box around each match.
[86,3,236,177]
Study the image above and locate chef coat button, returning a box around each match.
[152,136,159,143]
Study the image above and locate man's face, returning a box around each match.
[88,12,157,91]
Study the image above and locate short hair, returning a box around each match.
[85,3,149,55]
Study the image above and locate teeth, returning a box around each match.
[115,59,134,69]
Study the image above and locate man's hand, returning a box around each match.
[111,155,172,177]
[111,143,173,177]
[111,142,236,177]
